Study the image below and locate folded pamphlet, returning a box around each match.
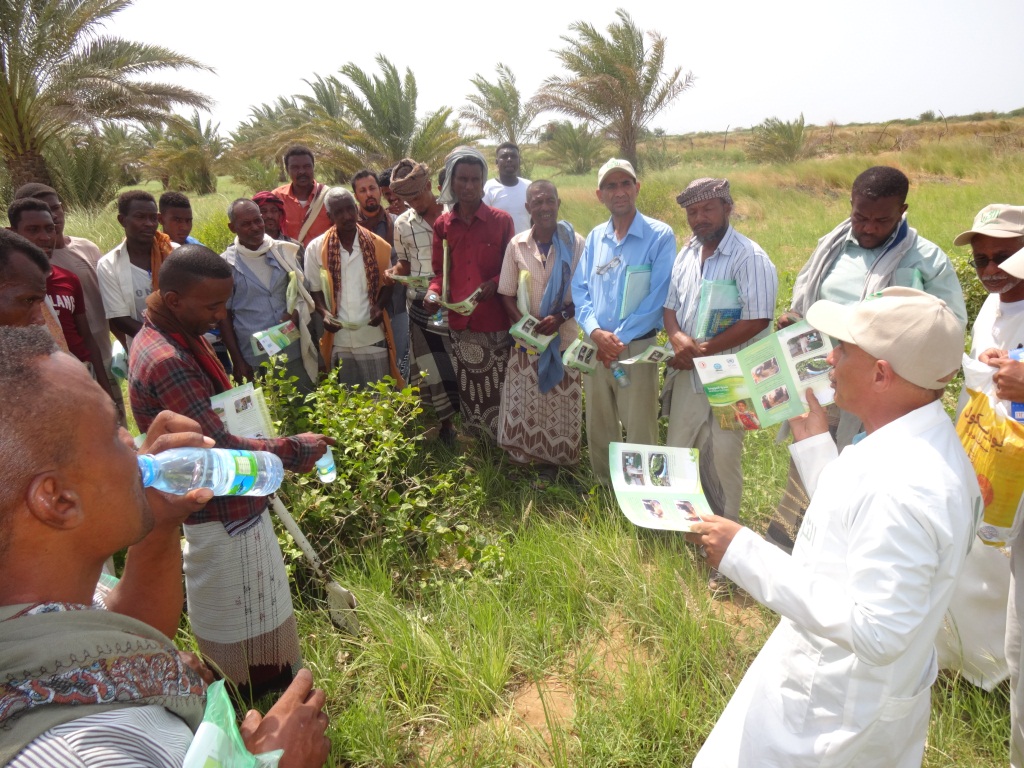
[390,273,431,290]
[510,313,558,353]
[210,382,276,439]
[251,319,299,357]
[562,337,598,374]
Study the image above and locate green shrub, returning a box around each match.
[262,363,494,582]
[748,113,808,164]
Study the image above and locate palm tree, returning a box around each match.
[0,0,211,187]
[459,63,541,146]
[540,121,608,175]
[338,55,466,171]
[536,9,693,168]
[748,114,808,163]
[143,112,225,194]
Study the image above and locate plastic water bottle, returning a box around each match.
[314,445,336,483]
[1010,348,1024,423]
[137,448,284,497]
[611,361,630,388]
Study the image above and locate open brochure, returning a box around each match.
[694,320,835,430]
[251,319,299,357]
[611,442,714,532]
[562,337,598,373]
[693,280,741,340]
[210,382,276,439]
[510,314,557,353]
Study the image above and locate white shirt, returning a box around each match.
[97,241,178,325]
[483,177,531,234]
[695,400,980,767]
[303,233,384,348]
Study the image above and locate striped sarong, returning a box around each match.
[498,348,582,465]
[449,329,512,440]
[183,510,300,692]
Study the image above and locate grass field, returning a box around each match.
[93,124,1024,766]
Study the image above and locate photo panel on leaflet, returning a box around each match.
[675,500,701,523]
[751,356,781,384]
[649,452,670,486]
[796,354,831,382]
[623,451,645,485]
[761,385,791,411]
[786,329,824,358]
[643,499,665,518]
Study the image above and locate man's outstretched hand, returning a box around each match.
[240,668,331,767]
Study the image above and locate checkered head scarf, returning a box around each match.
[676,178,732,208]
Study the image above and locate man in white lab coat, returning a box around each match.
[689,287,980,767]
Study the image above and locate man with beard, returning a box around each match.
[273,145,332,246]
[97,190,176,345]
[305,188,403,387]
[128,246,333,700]
[662,178,777,591]
[218,199,320,392]
[389,158,459,442]
[424,147,515,440]
[767,166,967,553]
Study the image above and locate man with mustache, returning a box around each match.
[272,145,332,246]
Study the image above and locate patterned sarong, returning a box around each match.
[183,510,300,691]
[408,300,458,421]
[498,348,582,465]
[449,329,512,440]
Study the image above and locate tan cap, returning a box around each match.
[953,204,1024,246]
[1002,246,1024,279]
[597,158,637,187]
[805,287,963,390]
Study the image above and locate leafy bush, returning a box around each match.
[45,134,122,210]
[748,113,808,164]
[189,215,233,253]
[226,157,281,195]
[540,121,608,175]
[262,363,493,583]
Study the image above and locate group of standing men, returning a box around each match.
[4,137,1024,768]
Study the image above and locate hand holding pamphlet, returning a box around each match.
[390,273,431,290]
[610,442,713,532]
[210,383,276,439]
[619,343,674,365]
[693,320,835,430]
[251,320,299,357]
[510,314,558,353]
[562,337,598,373]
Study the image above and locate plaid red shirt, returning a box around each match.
[128,322,322,526]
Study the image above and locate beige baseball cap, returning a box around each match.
[597,158,637,187]
[1002,246,1024,279]
[805,287,963,390]
[952,204,1024,246]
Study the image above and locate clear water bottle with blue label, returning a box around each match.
[1010,348,1024,423]
[611,361,630,388]
[138,448,284,496]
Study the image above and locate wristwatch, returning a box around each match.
[560,308,572,320]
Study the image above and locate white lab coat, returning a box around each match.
[695,400,980,767]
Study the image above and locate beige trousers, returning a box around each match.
[584,336,661,485]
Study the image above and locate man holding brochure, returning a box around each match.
[424,146,515,441]
[663,178,777,544]
[128,246,333,700]
[572,158,676,485]
[688,287,978,767]
[218,199,321,392]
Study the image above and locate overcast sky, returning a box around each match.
[114,0,1024,137]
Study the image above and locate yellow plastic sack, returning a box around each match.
[957,355,1024,546]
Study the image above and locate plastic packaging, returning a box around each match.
[138,448,284,497]
[1010,348,1024,423]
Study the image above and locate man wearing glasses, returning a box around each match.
[572,158,676,485]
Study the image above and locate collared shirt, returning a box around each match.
[222,243,301,367]
[820,228,967,328]
[429,203,515,332]
[666,226,778,342]
[498,229,584,352]
[303,233,385,348]
[572,211,677,344]
[360,209,405,318]
[272,181,332,245]
[483,177,532,234]
[128,323,322,526]
[394,207,436,301]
